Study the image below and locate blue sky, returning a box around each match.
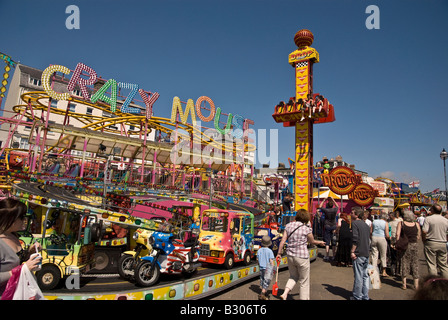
[1,0,447,192]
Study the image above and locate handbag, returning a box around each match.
[395,222,408,251]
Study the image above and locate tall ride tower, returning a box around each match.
[273,29,335,211]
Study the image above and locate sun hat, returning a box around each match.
[261,235,272,247]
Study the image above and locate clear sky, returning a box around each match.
[1,0,447,192]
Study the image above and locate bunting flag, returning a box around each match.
[0,52,16,97]
[288,157,295,170]
[409,180,420,188]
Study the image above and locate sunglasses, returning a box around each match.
[18,213,28,220]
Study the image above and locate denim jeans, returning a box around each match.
[259,264,273,290]
[352,256,369,300]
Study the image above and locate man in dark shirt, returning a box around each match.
[282,193,292,213]
[319,197,339,261]
[350,206,371,300]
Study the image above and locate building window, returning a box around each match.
[72,89,81,97]
[20,137,29,149]
[69,103,76,112]
[25,117,33,129]
[86,107,93,115]
[29,77,42,86]
[51,100,58,108]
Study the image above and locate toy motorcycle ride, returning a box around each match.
[134,228,201,287]
[117,228,153,280]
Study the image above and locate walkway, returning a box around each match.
[208,243,429,300]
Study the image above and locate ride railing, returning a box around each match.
[8,149,272,209]
[250,181,271,206]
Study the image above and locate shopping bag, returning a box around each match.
[0,265,22,300]
[367,264,381,290]
[12,263,46,300]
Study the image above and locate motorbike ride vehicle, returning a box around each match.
[134,225,201,287]
[117,228,153,280]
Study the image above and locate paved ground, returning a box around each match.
[207,243,430,300]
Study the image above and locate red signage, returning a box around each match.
[321,167,362,195]
[321,166,378,206]
[350,183,378,206]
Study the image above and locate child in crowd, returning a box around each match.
[257,235,275,300]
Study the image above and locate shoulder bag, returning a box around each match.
[281,223,307,255]
[287,223,306,241]
[395,221,408,251]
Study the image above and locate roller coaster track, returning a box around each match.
[12,91,256,158]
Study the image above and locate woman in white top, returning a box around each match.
[370,212,390,277]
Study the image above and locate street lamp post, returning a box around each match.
[440,148,448,209]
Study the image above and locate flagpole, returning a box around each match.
[440,149,448,210]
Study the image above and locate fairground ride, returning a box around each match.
[374,177,440,211]
[0,84,265,211]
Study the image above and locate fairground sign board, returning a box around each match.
[321,167,378,206]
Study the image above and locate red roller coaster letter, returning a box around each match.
[139,89,160,120]
[67,63,98,100]
[195,96,216,122]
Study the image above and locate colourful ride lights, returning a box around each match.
[172,95,252,139]
[0,52,16,97]
[41,62,251,136]
[41,62,160,119]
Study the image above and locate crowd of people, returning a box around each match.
[315,197,448,300]
[1,194,447,301]
[256,194,448,300]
